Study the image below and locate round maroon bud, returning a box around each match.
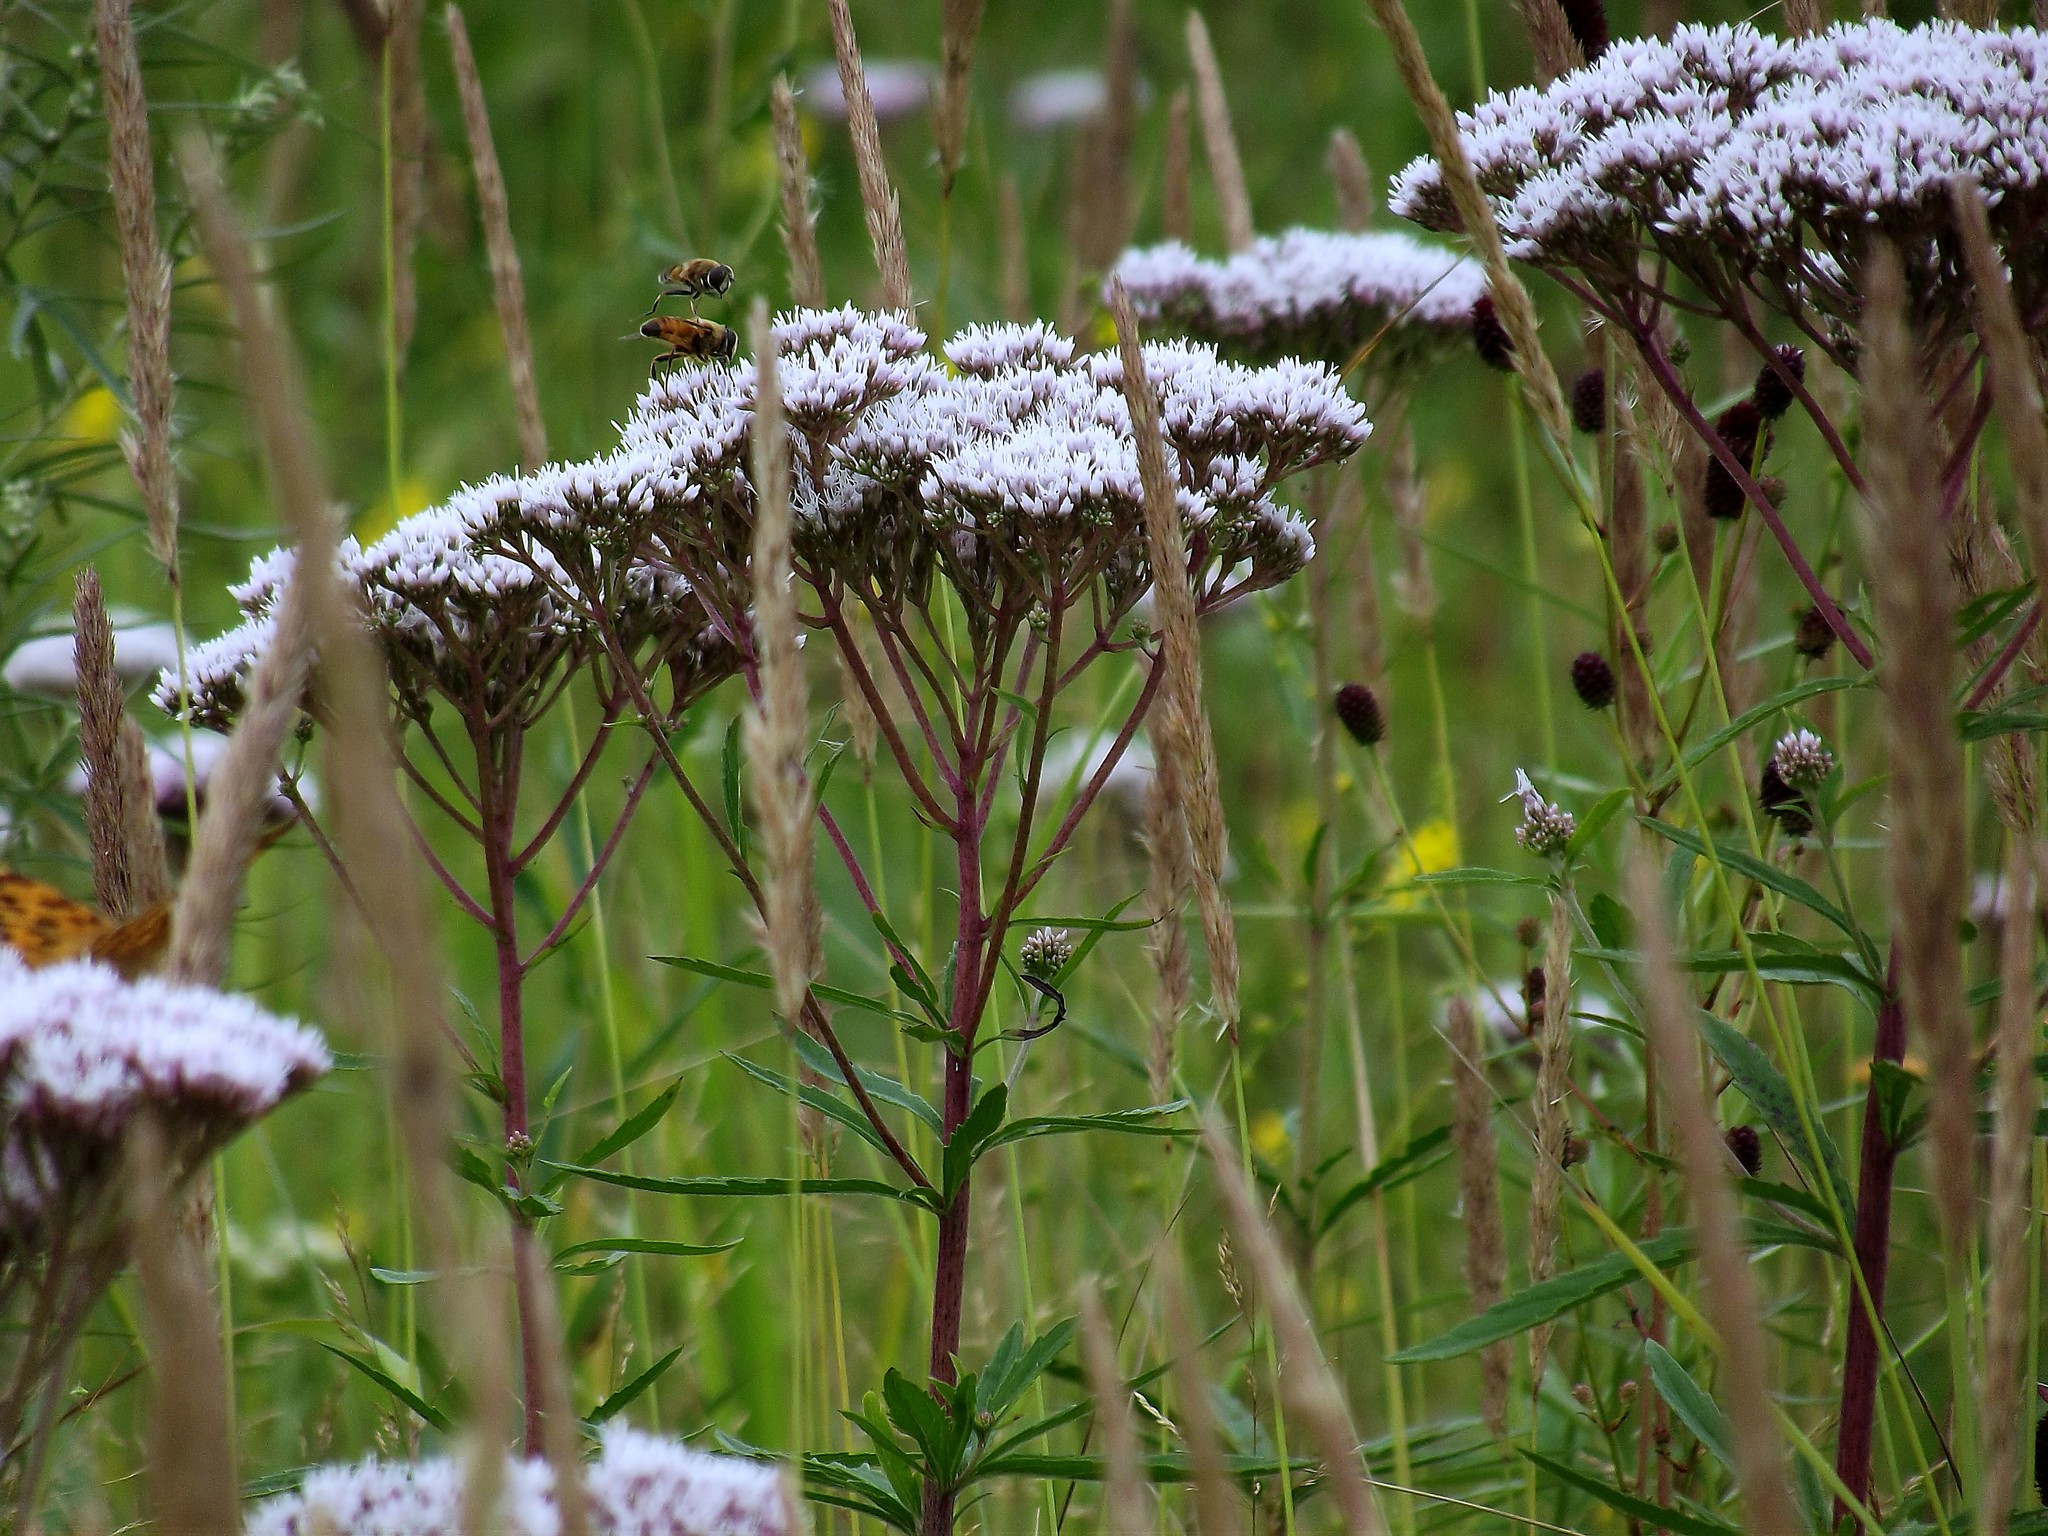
[1750,345,1806,421]
[1569,651,1616,709]
[1333,682,1385,746]
[1725,1123,1762,1176]
[1759,760,1812,837]
[1703,459,1746,520]
[1793,603,1836,660]
[1522,965,1547,1033]
[1559,0,1609,60]
[1515,915,1543,949]
[1561,1131,1590,1170]
[1570,367,1607,434]
[1471,295,1515,372]
[1653,521,1681,554]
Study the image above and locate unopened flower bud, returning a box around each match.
[1725,1123,1762,1176]
[1770,728,1834,790]
[1570,367,1607,434]
[1020,926,1074,980]
[1793,604,1836,661]
[1471,296,1515,372]
[1507,769,1575,858]
[1751,345,1806,421]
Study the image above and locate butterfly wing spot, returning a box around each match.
[0,870,116,967]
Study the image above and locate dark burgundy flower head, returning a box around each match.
[1560,0,1609,61]
[1751,345,1806,421]
[1570,367,1607,434]
[1570,651,1616,709]
[1725,1123,1762,1176]
[1333,682,1385,745]
[1471,295,1515,371]
[1793,603,1836,660]
[1759,760,1812,837]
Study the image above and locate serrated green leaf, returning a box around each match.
[1693,1009,1854,1220]
[1317,1126,1455,1235]
[568,1076,684,1171]
[588,1346,684,1423]
[1519,1448,1738,1536]
[320,1344,453,1433]
[726,1052,891,1157]
[981,1101,1192,1154]
[546,1164,937,1210]
[791,1032,942,1134]
[552,1236,741,1265]
[1639,819,1857,939]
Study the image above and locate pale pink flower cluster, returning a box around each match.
[0,955,329,1233]
[1390,20,2048,337]
[1109,228,1487,370]
[247,1427,795,1536]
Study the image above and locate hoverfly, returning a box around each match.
[640,315,739,375]
[644,258,735,317]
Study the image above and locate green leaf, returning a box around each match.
[320,1344,453,1433]
[1645,1341,1734,1471]
[1519,1449,1739,1536]
[722,715,746,852]
[552,1236,741,1266]
[943,1085,1010,1202]
[547,1164,937,1211]
[569,1076,685,1171]
[588,1346,684,1423]
[1408,866,1548,890]
[1693,1009,1854,1220]
[1587,891,1633,951]
[1317,1126,1456,1235]
[1959,709,2048,743]
[1568,788,1632,858]
[791,1031,942,1134]
[977,1319,1075,1422]
[1391,1232,1694,1362]
[982,1101,1193,1154]
[1638,819,1857,939]
[654,954,924,1028]
[725,1052,892,1158]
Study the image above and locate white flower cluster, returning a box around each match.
[0,955,329,1232]
[172,309,1365,730]
[1390,20,2048,333]
[1506,769,1576,858]
[247,1427,794,1536]
[1769,727,1835,789]
[1109,229,1488,370]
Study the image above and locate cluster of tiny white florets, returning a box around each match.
[0,955,329,1233]
[1019,926,1074,979]
[245,1427,793,1536]
[1507,769,1576,858]
[1390,20,2048,335]
[1109,228,1488,370]
[170,310,1366,732]
[1770,728,1835,789]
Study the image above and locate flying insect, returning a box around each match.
[644,259,735,317]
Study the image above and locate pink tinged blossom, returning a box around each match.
[798,59,932,124]
[3,621,180,699]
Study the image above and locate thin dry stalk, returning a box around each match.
[1109,281,1241,1032]
[745,299,819,1024]
[1977,840,2039,1536]
[1446,995,1509,1437]
[445,5,546,468]
[1387,422,1435,626]
[1079,0,1141,271]
[1361,0,1570,441]
[1783,0,1830,30]
[998,174,1029,323]
[1327,129,1373,231]
[1630,857,1800,1531]
[932,0,985,195]
[1332,461,1383,686]
[515,1233,592,1536]
[1204,1123,1389,1536]
[74,570,166,918]
[836,640,879,770]
[1185,11,1253,254]
[1861,245,1973,1286]
[177,133,513,1479]
[1080,1283,1150,1534]
[1163,89,1193,242]
[826,0,913,311]
[771,77,827,310]
[387,0,427,362]
[1144,757,1194,1104]
[125,1115,236,1533]
[93,0,180,567]
[1953,181,2048,583]
[1527,892,1572,1388]
[1609,400,1658,767]
[1162,1251,1239,1536]
[1517,0,1585,85]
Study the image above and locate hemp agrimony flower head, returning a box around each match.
[246,1426,794,1536]
[1507,769,1576,858]
[1390,20,2048,354]
[1770,728,1835,789]
[1020,926,1075,981]
[1108,228,1487,375]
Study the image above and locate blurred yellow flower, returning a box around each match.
[62,387,122,445]
[1385,817,1460,911]
[1251,1110,1290,1165]
[356,475,435,541]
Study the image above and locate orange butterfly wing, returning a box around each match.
[0,871,171,978]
